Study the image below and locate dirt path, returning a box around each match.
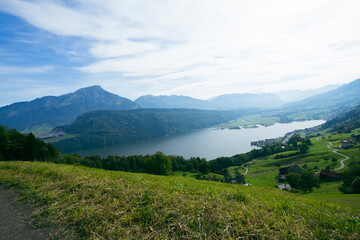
[327,142,350,171]
[0,186,68,240]
[243,167,249,175]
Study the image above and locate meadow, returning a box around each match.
[0,161,359,239]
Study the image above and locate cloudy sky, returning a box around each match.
[1,0,360,106]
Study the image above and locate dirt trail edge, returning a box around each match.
[0,186,69,240]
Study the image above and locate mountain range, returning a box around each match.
[0,85,138,132]
[1,79,360,135]
[135,84,344,110]
[285,78,360,110]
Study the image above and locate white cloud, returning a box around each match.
[1,0,360,99]
[0,65,53,74]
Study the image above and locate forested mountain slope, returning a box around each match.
[53,108,244,152]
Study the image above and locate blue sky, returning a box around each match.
[1,0,360,106]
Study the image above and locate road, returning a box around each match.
[327,142,350,171]
[244,167,248,175]
[0,186,68,240]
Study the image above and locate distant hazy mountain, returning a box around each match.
[209,93,284,110]
[275,84,341,103]
[135,95,211,109]
[53,109,243,152]
[136,93,284,110]
[0,85,138,132]
[285,78,360,110]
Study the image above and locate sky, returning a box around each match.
[1,0,360,106]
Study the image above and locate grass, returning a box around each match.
[0,161,359,239]
[22,123,54,135]
[44,134,78,143]
[220,114,280,128]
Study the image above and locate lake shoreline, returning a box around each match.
[75,120,325,160]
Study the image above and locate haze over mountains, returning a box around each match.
[275,84,341,103]
[135,84,343,110]
[284,78,360,110]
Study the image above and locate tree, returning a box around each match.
[24,132,38,161]
[286,173,301,189]
[223,168,232,178]
[299,143,309,154]
[331,157,337,164]
[299,169,320,193]
[143,151,173,176]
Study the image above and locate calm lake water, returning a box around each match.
[76,120,325,160]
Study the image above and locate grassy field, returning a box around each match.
[0,161,359,239]
[44,134,79,143]
[219,114,280,128]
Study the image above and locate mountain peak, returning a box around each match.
[75,85,105,93]
[0,85,138,131]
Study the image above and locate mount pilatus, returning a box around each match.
[0,85,138,132]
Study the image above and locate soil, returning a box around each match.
[0,186,69,240]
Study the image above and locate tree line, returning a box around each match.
[0,125,59,162]
[0,125,313,178]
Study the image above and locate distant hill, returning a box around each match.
[285,78,360,110]
[53,108,244,152]
[136,93,284,110]
[0,85,138,133]
[275,84,341,103]
[209,93,284,110]
[135,95,211,109]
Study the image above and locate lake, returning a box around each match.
[76,120,325,160]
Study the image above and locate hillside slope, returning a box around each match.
[0,86,138,133]
[321,104,360,131]
[0,161,358,239]
[53,109,243,152]
[135,95,211,109]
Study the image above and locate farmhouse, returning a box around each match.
[279,165,304,175]
[275,184,292,191]
[278,165,303,182]
[221,175,245,184]
[319,169,342,181]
